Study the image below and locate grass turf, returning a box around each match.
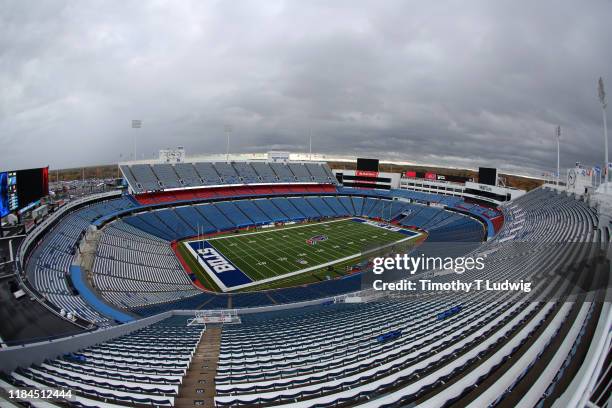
[182,218,415,292]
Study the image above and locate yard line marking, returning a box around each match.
[183,218,422,291]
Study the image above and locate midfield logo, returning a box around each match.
[306,235,328,245]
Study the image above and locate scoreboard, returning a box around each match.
[402,170,469,183]
[333,158,396,189]
[356,158,379,172]
[0,167,49,217]
[0,172,8,217]
[478,167,498,186]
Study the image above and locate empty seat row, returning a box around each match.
[120,161,338,192]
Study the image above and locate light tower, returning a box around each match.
[309,129,312,161]
[224,125,232,162]
[556,125,561,186]
[598,77,608,186]
[131,119,142,161]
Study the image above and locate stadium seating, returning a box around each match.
[84,193,488,313]
[322,196,351,216]
[252,198,290,222]
[288,163,312,182]
[132,183,337,205]
[174,205,217,234]
[9,163,608,408]
[119,165,141,192]
[193,162,222,184]
[130,164,161,192]
[92,221,202,308]
[214,162,241,184]
[25,196,138,327]
[22,184,501,318]
[338,196,356,214]
[173,162,204,187]
[235,200,272,225]
[151,164,182,189]
[155,209,197,237]
[232,162,260,183]
[251,162,278,183]
[305,196,336,217]
[121,161,337,194]
[79,187,605,334]
[215,201,254,228]
[351,196,365,216]
[210,189,603,407]
[194,203,234,231]
[305,162,334,183]
[288,197,321,218]
[9,316,203,406]
[269,197,305,220]
[122,195,488,244]
[270,162,296,182]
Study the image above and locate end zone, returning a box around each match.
[184,241,253,292]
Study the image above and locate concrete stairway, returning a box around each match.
[175,326,222,407]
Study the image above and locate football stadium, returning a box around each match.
[1,2,611,408]
[0,155,610,407]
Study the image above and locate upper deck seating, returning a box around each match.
[151,164,182,189]
[251,162,279,183]
[213,162,241,184]
[270,163,296,182]
[193,162,222,185]
[288,163,313,182]
[305,163,333,183]
[232,162,260,183]
[174,163,204,187]
[130,164,162,192]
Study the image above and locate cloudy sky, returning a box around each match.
[1,0,611,175]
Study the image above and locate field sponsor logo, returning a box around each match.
[355,170,379,178]
[306,235,328,245]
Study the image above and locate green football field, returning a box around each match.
[181,218,421,292]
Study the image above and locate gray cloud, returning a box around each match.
[0,0,611,176]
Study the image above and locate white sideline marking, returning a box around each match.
[193,217,350,242]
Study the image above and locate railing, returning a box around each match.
[0,311,171,374]
[13,190,123,330]
[587,344,612,407]
[17,190,121,265]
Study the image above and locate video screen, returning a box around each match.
[7,171,18,212]
[16,167,49,211]
[479,167,498,186]
[0,167,49,215]
[356,158,379,172]
[0,172,8,217]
